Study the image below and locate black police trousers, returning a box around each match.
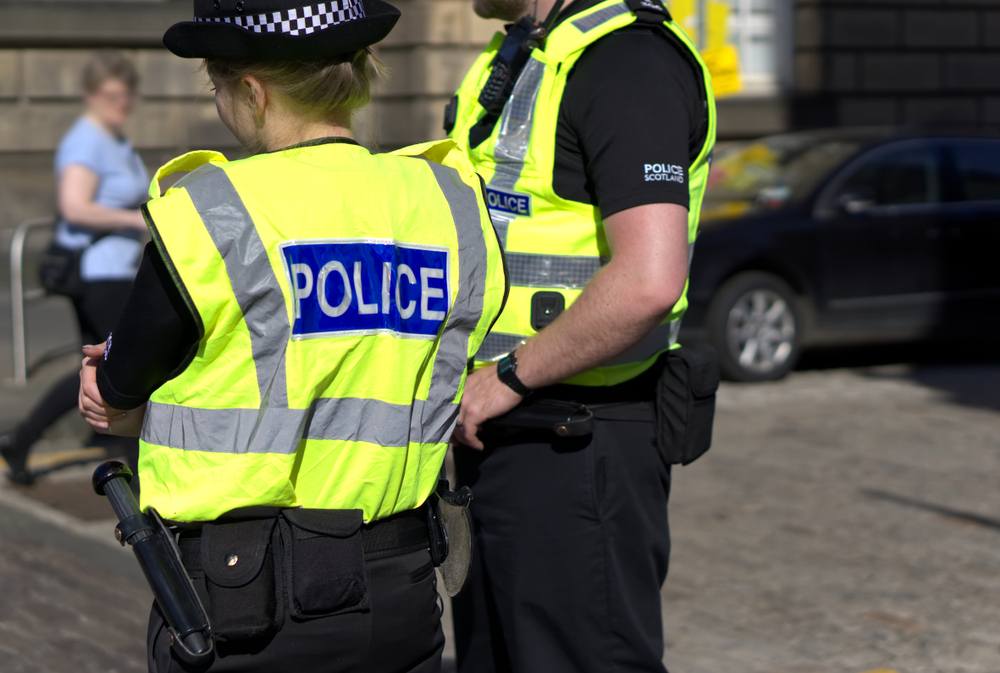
[453,403,671,673]
[147,547,444,673]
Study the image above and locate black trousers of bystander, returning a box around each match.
[2,281,139,484]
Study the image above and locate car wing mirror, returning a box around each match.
[836,189,876,215]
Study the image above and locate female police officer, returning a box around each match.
[77,1,508,671]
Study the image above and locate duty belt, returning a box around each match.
[177,505,430,568]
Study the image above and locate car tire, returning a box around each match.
[706,271,803,382]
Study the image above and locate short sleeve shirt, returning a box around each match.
[54,116,149,281]
[550,6,703,219]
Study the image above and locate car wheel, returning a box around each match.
[706,271,802,382]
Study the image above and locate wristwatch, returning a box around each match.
[497,351,532,396]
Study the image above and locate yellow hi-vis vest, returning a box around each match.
[138,139,508,523]
[449,0,716,386]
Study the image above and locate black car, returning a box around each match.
[680,127,1000,381]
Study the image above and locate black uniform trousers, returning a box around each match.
[453,403,671,673]
[148,548,444,673]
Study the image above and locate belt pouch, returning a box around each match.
[655,343,720,466]
[199,518,278,642]
[279,508,369,619]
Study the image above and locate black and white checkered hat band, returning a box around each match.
[196,0,366,36]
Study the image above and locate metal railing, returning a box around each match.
[9,217,56,385]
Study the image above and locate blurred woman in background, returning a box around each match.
[0,50,147,484]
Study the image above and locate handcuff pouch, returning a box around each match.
[199,518,278,643]
[279,508,369,619]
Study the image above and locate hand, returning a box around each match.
[79,343,144,437]
[452,364,524,450]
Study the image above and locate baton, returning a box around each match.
[93,461,214,665]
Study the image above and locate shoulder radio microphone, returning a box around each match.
[477,0,565,115]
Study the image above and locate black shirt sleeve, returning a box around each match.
[553,26,702,219]
[96,241,201,409]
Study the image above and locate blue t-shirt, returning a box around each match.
[54,116,149,281]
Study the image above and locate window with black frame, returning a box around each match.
[949,140,1000,202]
[833,145,941,211]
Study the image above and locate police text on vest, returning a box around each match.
[644,163,685,183]
[485,187,532,217]
[279,239,451,339]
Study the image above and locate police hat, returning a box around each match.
[163,0,400,61]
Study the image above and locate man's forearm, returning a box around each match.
[512,203,690,389]
[452,204,689,448]
[513,261,682,389]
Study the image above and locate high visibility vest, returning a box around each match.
[449,0,716,386]
[138,139,507,523]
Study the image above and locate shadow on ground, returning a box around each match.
[796,339,1000,413]
[861,488,1000,533]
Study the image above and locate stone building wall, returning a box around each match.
[0,0,501,230]
[792,0,1000,128]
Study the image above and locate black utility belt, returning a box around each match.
[485,344,721,467]
[174,506,430,645]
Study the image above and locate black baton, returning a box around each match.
[93,461,214,665]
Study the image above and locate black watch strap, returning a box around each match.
[497,352,532,396]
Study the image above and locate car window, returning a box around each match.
[703,135,863,219]
[834,145,941,208]
[949,140,1000,202]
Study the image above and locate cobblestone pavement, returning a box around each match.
[0,292,998,672]
[663,360,1000,673]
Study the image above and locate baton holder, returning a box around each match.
[93,461,214,665]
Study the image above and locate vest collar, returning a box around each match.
[269,136,361,154]
[551,0,607,29]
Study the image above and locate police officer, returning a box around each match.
[77,1,508,670]
[448,0,716,670]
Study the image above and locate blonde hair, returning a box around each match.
[204,49,385,129]
[82,50,139,94]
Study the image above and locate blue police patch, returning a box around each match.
[279,239,451,340]
[485,187,531,217]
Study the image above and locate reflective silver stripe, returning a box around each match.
[572,2,629,32]
[143,404,308,455]
[488,58,546,246]
[144,398,460,451]
[475,321,678,366]
[606,321,679,367]
[506,252,606,289]
[489,211,514,248]
[171,164,215,192]
[475,332,528,361]
[505,230,693,289]
[419,160,489,438]
[145,161,479,455]
[184,165,291,409]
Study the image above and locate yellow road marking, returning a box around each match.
[0,447,107,471]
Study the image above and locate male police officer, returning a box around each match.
[448,0,716,670]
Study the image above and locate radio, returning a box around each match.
[477,0,564,115]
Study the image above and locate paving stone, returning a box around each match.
[663,363,1000,672]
